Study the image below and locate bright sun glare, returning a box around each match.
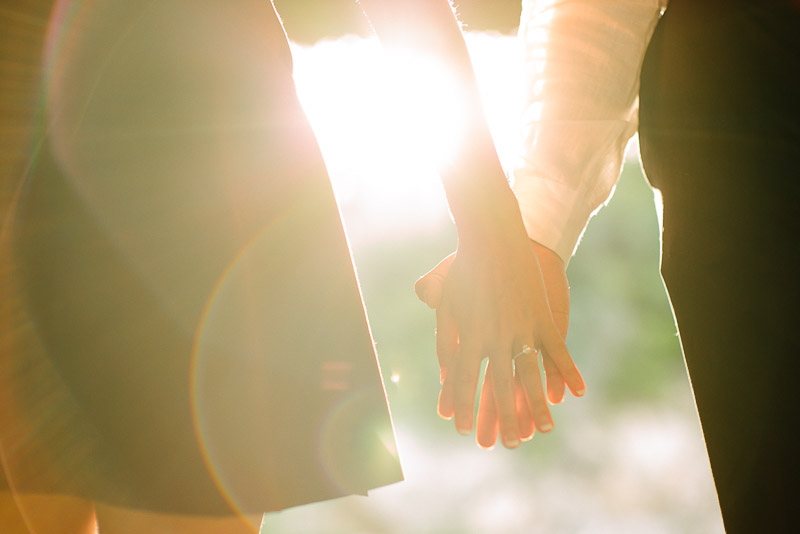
[381,49,468,168]
[290,33,522,244]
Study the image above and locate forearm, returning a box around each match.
[513,0,663,263]
[358,0,526,243]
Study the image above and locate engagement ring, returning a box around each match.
[513,344,536,360]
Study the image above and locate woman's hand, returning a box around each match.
[416,240,583,448]
[361,0,584,448]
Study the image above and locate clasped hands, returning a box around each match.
[415,238,585,449]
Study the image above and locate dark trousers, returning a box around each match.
[639,1,800,531]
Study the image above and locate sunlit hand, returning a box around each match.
[474,241,573,448]
[415,238,584,449]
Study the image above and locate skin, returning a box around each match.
[415,240,581,448]
[364,0,583,449]
[0,494,262,534]
[0,495,96,534]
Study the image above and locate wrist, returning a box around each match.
[445,165,528,242]
[455,203,531,256]
[530,239,566,271]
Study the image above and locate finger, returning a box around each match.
[489,354,520,449]
[545,301,568,404]
[435,304,458,383]
[476,361,499,449]
[414,254,455,308]
[541,329,585,397]
[515,351,553,433]
[515,373,535,441]
[438,344,477,427]
[542,354,566,404]
[437,381,455,420]
[551,309,570,339]
[448,344,482,436]
[437,334,463,421]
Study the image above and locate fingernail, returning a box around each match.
[539,421,553,432]
[457,425,472,436]
[504,437,520,448]
[576,387,586,396]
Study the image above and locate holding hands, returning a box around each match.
[359,0,583,448]
[415,238,584,449]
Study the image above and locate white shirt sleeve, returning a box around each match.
[512,0,664,264]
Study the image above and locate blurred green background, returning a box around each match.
[260,163,723,534]
[264,33,725,528]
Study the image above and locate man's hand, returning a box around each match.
[361,0,583,448]
[415,239,583,449]
[415,240,580,448]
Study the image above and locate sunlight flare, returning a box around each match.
[381,49,467,169]
[291,33,522,244]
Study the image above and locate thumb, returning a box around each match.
[414,253,455,308]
